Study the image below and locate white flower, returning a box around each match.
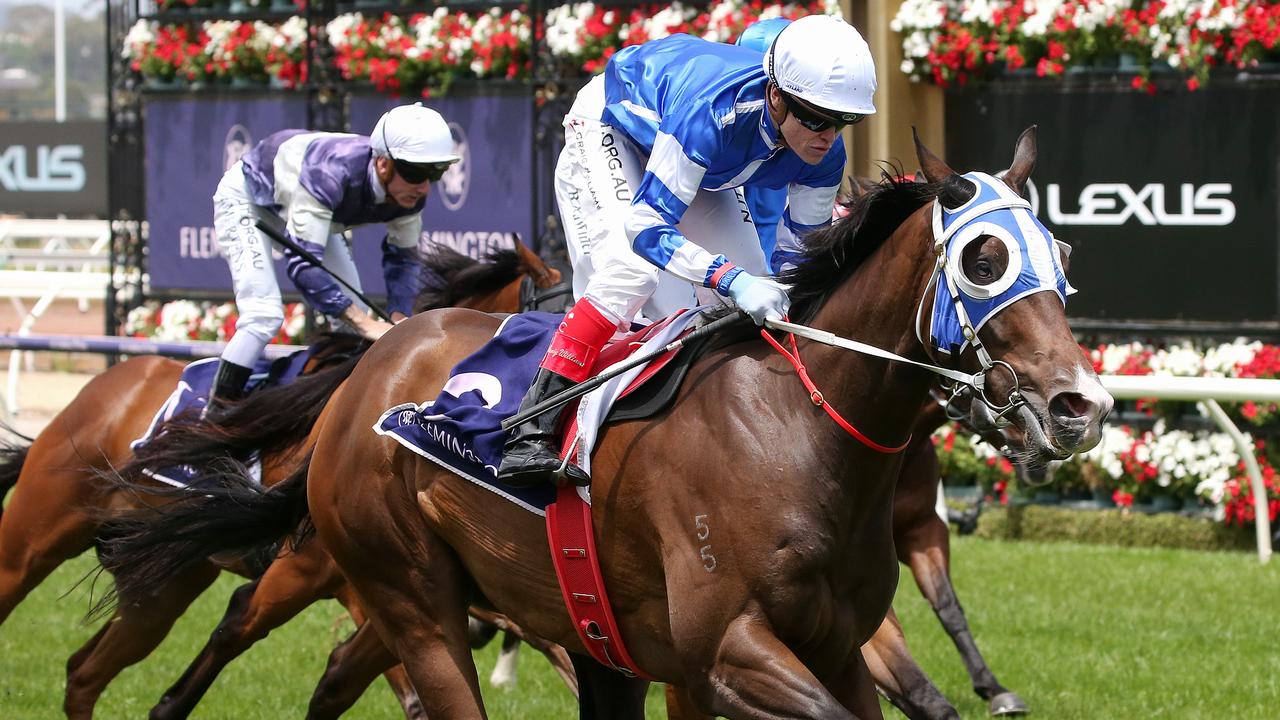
[122,20,156,60]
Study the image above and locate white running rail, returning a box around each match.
[1100,374,1280,564]
[0,219,112,417]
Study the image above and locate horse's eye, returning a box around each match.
[975,259,993,279]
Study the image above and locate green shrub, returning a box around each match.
[975,505,1255,552]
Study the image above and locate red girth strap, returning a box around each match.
[546,484,654,680]
[761,329,912,454]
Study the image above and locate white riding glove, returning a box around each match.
[727,272,791,326]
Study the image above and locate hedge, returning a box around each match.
[974,505,1256,553]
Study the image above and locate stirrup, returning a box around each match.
[553,452,591,487]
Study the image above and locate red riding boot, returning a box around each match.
[498,299,621,487]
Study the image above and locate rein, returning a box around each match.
[760,328,911,454]
[756,182,1056,448]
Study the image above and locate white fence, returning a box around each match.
[0,219,112,418]
[1100,374,1280,564]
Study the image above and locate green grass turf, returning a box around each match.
[0,537,1277,718]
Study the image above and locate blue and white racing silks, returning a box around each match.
[929,172,1071,355]
[601,35,845,288]
[240,130,425,316]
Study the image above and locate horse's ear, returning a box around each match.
[913,127,955,183]
[847,175,875,199]
[513,237,538,266]
[513,235,560,286]
[915,127,974,209]
[1002,126,1037,196]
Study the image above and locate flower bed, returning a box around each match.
[938,338,1280,531]
[122,1,838,93]
[891,0,1280,91]
[124,15,308,87]
[124,300,309,345]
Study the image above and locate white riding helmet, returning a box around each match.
[763,15,877,119]
[370,102,460,164]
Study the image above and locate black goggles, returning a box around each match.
[393,158,451,184]
[781,91,866,132]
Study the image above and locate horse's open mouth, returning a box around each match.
[968,401,1072,469]
[1014,405,1075,462]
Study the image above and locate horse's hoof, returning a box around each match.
[989,691,1029,716]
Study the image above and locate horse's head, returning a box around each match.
[513,239,562,290]
[914,127,1112,465]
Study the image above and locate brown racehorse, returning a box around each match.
[0,244,562,718]
[100,129,1111,718]
[132,395,992,720]
[311,128,1112,719]
[109,205,1082,718]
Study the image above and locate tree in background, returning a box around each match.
[0,0,107,119]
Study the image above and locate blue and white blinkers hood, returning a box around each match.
[928,172,1075,355]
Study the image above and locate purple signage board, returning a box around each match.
[145,95,307,293]
[348,91,534,259]
[146,91,535,296]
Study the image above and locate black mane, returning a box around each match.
[780,173,945,324]
[415,246,523,312]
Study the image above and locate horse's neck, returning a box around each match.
[801,216,937,469]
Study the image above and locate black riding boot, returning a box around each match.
[204,359,253,421]
[498,367,590,488]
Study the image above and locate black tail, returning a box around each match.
[95,452,312,614]
[416,246,521,312]
[115,336,365,490]
[0,426,33,521]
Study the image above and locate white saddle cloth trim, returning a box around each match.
[572,305,708,483]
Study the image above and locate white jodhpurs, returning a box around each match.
[554,75,765,324]
[212,163,367,366]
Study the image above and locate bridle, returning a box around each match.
[770,174,1070,440]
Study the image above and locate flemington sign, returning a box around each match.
[0,121,108,216]
[144,91,533,294]
[946,78,1277,332]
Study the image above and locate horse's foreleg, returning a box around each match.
[63,560,220,720]
[0,461,100,624]
[694,615,859,720]
[500,624,578,697]
[151,538,346,719]
[665,684,714,720]
[319,500,484,720]
[489,630,521,689]
[571,653,648,720]
[861,608,959,720]
[306,620,424,720]
[903,521,1027,716]
[825,646,885,720]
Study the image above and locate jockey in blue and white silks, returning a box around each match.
[929,172,1072,355]
[735,17,795,264]
[208,103,459,412]
[499,15,879,488]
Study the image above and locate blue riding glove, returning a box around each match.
[727,272,791,326]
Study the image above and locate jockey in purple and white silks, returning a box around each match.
[498,15,879,487]
[208,103,459,413]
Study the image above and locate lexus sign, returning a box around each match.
[0,121,108,216]
[946,80,1278,330]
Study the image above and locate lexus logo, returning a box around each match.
[995,174,1234,227]
[439,122,469,211]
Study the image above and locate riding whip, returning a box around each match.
[253,218,394,322]
[501,310,749,431]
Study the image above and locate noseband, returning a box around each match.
[913,172,1068,424]
[773,174,1069,433]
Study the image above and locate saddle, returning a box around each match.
[129,349,313,487]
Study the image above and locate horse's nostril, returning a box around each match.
[1050,391,1093,420]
